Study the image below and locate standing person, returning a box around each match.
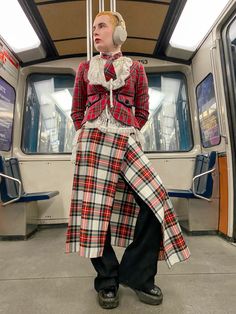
[66,11,190,309]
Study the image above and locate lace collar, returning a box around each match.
[87,54,132,90]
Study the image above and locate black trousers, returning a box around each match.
[90,184,162,292]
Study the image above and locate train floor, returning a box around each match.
[0,227,236,314]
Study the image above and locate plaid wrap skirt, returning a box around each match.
[66,127,190,268]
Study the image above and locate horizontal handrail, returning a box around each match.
[192,168,215,201]
[0,172,22,206]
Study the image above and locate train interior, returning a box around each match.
[1,0,236,313]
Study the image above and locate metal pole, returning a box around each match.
[110,0,116,12]
[89,0,93,59]
[99,0,104,12]
[86,0,93,60]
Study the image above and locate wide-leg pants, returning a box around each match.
[91,179,162,292]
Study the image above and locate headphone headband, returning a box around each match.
[112,12,126,30]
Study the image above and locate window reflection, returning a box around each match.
[142,72,192,152]
[22,74,75,154]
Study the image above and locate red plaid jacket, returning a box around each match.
[71,59,149,130]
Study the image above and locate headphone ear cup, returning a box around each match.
[113,25,127,45]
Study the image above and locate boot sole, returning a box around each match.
[98,294,119,309]
[120,283,163,305]
[134,289,163,305]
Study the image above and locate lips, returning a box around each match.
[95,38,101,43]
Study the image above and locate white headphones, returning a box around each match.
[112,12,127,46]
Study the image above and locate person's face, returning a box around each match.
[93,15,115,52]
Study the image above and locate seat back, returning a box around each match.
[192,151,217,198]
[0,156,24,202]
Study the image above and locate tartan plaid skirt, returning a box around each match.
[66,127,190,268]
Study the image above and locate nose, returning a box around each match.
[93,27,98,37]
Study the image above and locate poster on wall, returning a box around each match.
[196,74,221,148]
[0,77,15,151]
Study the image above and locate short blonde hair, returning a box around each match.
[95,11,126,30]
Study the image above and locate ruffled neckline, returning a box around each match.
[88,54,133,90]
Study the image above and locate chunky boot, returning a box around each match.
[134,285,163,305]
[121,283,163,305]
[98,287,119,309]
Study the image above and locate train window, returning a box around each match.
[0,77,15,151]
[22,73,75,154]
[142,72,193,152]
[196,73,220,148]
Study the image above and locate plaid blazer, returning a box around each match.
[71,59,149,130]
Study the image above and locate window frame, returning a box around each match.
[21,70,193,155]
[21,72,75,155]
[144,71,194,153]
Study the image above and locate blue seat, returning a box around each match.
[0,156,59,206]
[168,152,217,201]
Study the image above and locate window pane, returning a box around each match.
[142,72,193,152]
[22,74,75,154]
[196,73,220,148]
[0,77,15,151]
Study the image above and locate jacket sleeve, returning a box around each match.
[134,62,149,130]
[71,61,87,131]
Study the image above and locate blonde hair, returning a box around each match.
[95,11,126,30]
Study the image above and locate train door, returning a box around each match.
[222,13,236,241]
[191,26,228,235]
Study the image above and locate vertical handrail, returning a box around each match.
[99,0,104,12]
[86,0,93,61]
[89,0,93,60]
[110,0,116,12]
[86,0,89,61]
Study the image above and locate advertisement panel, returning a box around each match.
[196,74,221,147]
[0,77,15,151]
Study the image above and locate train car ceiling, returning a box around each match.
[2,0,185,65]
[0,0,233,65]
